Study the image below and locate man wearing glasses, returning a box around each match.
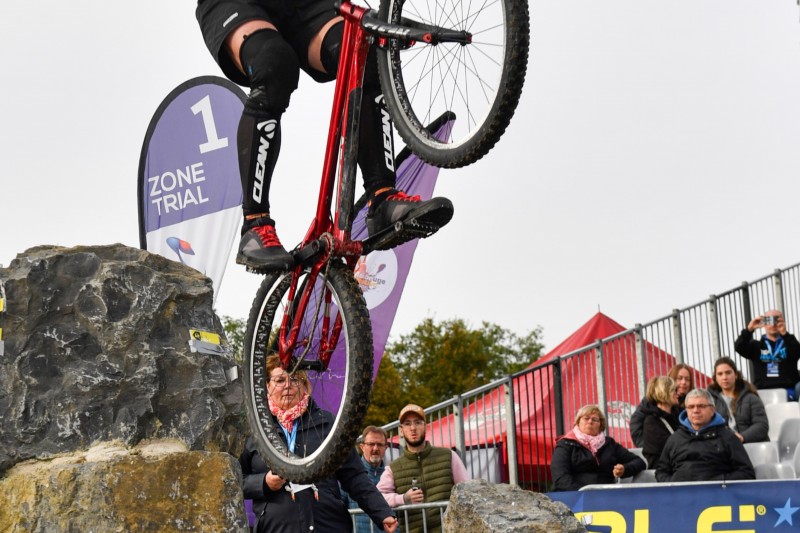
[377,404,469,533]
[342,426,391,532]
[655,389,754,482]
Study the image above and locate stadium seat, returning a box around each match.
[793,444,800,478]
[777,418,800,462]
[758,388,788,405]
[743,441,779,467]
[754,462,796,480]
[765,403,800,442]
[628,447,647,468]
[632,469,657,483]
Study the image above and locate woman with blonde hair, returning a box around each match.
[630,363,695,446]
[551,404,646,491]
[641,376,680,467]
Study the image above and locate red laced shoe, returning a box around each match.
[236,218,293,271]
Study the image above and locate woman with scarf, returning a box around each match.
[550,404,646,491]
[240,355,398,533]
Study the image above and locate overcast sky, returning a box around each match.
[3,2,800,350]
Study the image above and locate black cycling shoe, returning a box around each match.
[236,218,294,272]
[365,189,454,251]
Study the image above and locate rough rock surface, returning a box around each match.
[443,479,586,533]
[0,244,246,476]
[0,440,248,532]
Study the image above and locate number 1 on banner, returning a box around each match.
[191,95,229,154]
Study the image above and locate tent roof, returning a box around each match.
[532,312,627,367]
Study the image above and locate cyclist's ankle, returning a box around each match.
[242,212,273,233]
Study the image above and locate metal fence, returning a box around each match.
[380,262,800,492]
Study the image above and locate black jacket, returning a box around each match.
[734,329,800,390]
[708,385,769,443]
[654,411,755,483]
[240,401,393,533]
[640,403,680,468]
[550,433,646,491]
[628,398,653,448]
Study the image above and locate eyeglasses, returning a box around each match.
[580,415,601,423]
[362,442,387,448]
[686,404,711,410]
[402,419,426,428]
[270,375,304,388]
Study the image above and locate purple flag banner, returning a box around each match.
[138,76,246,299]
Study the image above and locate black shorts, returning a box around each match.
[196,0,339,86]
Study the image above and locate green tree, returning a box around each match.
[221,315,246,364]
[364,355,406,427]
[381,317,544,408]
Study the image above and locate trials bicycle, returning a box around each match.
[242,0,529,483]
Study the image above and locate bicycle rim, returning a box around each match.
[243,262,374,482]
[377,0,529,168]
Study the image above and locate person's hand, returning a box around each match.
[265,470,286,491]
[736,432,745,443]
[778,317,787,336]
[612,464,625,478]
[403,487,424,504]
[383,516,399,533]
[747,317,763,332]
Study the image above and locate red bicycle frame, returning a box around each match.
[276,2,374,369]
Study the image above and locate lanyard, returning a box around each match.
[764,337,786,361]
[280,423,298,453]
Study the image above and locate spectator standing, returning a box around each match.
[630,364,695,447]
[377,404,469,533]
[707,357,769,443]
[734,310,800,400]
[655,388,755,482]
[641,376,680,468]
[550,404,646,491]
[240,356,398,533]
[342,426,390,532]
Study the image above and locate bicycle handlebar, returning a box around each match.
[361,12,472,45]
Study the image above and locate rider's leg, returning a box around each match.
[313,22,454,241]
[227,22,300,270]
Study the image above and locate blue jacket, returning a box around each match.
[341,456,386,532]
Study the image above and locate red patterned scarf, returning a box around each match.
[571,425,606,456]
[269,393,310,431]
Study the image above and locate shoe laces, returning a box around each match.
[385,190,421,203]
[252,224,283,247]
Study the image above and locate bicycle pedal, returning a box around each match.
[363,217,443,252]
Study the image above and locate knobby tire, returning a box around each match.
[376,0,530,168]
[243,261,374,483]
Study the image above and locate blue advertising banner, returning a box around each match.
[548,480,800,532]
[138,76,246,298]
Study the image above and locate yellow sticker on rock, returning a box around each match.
[189,329,221,345]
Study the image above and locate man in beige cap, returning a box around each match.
[376,404,469,533]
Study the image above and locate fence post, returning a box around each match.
[503,376,518,486]
[553,359,564,437]
[708,295,721,360]
[741,281,752,326]
[594,341,606,412]
[671,309,684,364]
[774,269,785,315]
[634,324,647,396]
[454,394,466,462]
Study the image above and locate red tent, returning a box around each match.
[423,312,709,488]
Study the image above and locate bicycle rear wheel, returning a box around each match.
[376,0,529,168]
[242,261,374,483]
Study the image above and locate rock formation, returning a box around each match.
[443,479,586,533]
[0,244,248,530]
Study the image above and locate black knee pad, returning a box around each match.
[319,21,344,79]
[240,29,300,114]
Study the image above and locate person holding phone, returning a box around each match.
[734,309,800,400]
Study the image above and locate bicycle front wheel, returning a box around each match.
[242,261,374,483]
[377,0,530,168]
